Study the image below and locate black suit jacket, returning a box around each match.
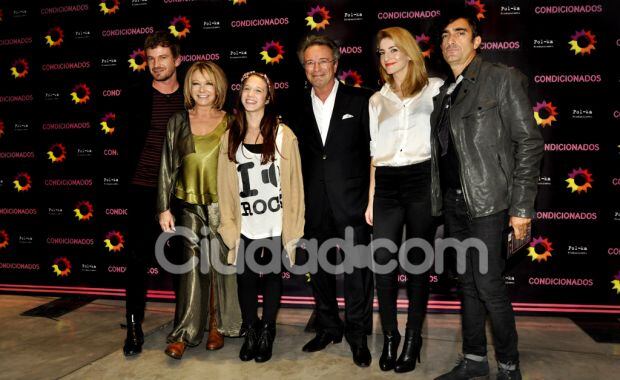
[291,83,373,241]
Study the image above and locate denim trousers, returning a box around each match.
[443,188,519,364]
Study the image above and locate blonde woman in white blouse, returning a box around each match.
[365,27,443,374]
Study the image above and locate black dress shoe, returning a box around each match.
[239,321,260,361]
[350,339,372,367]
[255,321,276,363]
[123,314,144,357]
[394,329,422,373]
[302,331,342,352]
[379,331,401,371]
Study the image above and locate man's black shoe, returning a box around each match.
[301,331,342,352]
[123,314,144,357]
[435,357,490,380]
[350,339,371,368]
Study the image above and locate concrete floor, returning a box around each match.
[0,295,618,379]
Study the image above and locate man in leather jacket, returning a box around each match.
[431,7,543,380]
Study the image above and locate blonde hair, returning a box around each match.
[376,27,428,97]
[183,61,228,110]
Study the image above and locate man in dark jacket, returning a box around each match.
[123,31,184,356]
[431,7,543,380]
[292,35,374,367]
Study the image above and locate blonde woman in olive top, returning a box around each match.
[157,61,241,360]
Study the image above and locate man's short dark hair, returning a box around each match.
[144,31,181,58]
[436,4,481,39]
[297,34,340,64]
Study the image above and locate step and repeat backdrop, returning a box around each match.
[0,0,618,314]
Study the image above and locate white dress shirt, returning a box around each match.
[369,77,443,166]
[311,79,339,145]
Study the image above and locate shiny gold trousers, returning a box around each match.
[167,201,242,346]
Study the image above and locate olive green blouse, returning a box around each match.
[174,118,227,205]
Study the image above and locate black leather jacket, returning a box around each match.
[430,56,544,219]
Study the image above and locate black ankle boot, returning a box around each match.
[123,314,144,357]
[379,330,401,371]
[394,329,422,373]
[239,321,260,361]
[255,320,276,363]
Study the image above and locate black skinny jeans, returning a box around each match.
[443,188,519,364]
[373,160,434,334]
[236,234,283,325]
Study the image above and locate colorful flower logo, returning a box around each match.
[260,41,285,65]
[305,5,331,31]
[533,101,558,127]
[70,83,91,105]
[74,201,94,221]
[104,231,125,252]
[169,16,191,39]
[612,271,620,294]
[10,59,29,79]
[0,119,4,139]
[13,172,32,192]
[338,70,363,87]
[44,26,64,47]
[565,168,593,193]
[52,257,72,277]
[128,49,147,72]
[527,236,554,262]
[99,0,120,15]
[47,143,67,163]
[415,34,433,58]
[0,230,9,250]
[569,30,596,56]
[230,0,247,4]
[465,0,486,20]
[100,113,117,135]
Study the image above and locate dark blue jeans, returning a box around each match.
[443,188,519,364]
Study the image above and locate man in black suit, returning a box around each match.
[293,35,374,367]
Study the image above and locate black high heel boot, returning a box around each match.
[394,329,422,373]
[379,330,401,371]
[239,321,260,361]
[123,314,144,356]
[255,320,276,363]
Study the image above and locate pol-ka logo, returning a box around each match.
[306,5,331,31]
[169,16,191,39]
[415,34,433,58]
[10,59,29,79]
[230,0,247,4]
[128,49,147,72]
[0,230,9,250]
[74,200,94,221]
[100,113,117,135]
[465,0,486,20]
[569,30,596,56]
[0,119,5,139]
[47,143,67,163]
[45,26,64,47]
[338,70,363,87]
[70,83,91,105]
[99,0,120,15]
[260,41,285,65]
[527,236,554,262]
[533,100,558,127]
[13,172,32,192]
[612,271,620,294]
[104,231,125,252]
[52,257,71,277]
[565,168,593,193]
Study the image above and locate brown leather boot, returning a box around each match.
[164,341,186,360]
[206,282,224,350]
